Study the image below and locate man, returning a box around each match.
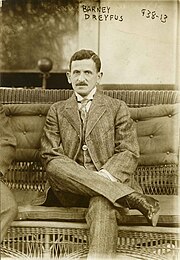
[0,104,18,243]
[41,49,160,259]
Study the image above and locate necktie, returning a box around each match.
[79,99,92,124]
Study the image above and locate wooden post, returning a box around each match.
[37,57,53,89]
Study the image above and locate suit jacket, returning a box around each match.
[41,91,140,184]
[0,104,16,175]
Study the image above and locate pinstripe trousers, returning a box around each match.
[46,158,132,259]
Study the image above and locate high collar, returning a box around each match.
[75,87,97,102]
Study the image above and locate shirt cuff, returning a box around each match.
[99,169,118,182]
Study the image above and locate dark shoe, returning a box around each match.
[119,192,160,227]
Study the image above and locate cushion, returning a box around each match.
[4,103,179,166]
[4,104,51,161]
[130,104,179,165]
[16,195,179,225]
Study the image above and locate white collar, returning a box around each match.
[75,87,97,102]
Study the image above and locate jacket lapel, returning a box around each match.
[63,94,81,137]
[86,92,107,137]
[63,91,107,138]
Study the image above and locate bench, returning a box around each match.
[1,87,179,259]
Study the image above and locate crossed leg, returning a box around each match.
[46,158,132,259]
[46,158,134,205]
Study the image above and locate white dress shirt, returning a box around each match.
[75,87,97,112]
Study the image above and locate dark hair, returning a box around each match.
[69,49,101,72]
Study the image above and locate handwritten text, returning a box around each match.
[141,9,168,23]
[82,5,123,22]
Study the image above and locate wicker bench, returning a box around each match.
[1,88,180,260]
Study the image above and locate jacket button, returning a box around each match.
[150,134,154,138]
[82,144,88,151]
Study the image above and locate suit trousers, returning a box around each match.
[46,158,134,259]
[0,180,18,243]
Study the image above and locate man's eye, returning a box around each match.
[85,71,91,75]
[73,71,80,75]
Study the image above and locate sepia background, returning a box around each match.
[0,0,179,86]
[0,1,179,259]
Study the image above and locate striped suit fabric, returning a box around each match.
[40,91,141,258]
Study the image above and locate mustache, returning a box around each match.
[76,82,88,86]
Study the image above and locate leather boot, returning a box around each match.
[118,192,160,227]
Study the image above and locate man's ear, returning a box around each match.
[97,72,103,84]
[66,71,71,84]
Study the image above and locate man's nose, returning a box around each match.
[78,72,85,81]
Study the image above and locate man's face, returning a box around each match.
[66,59,103,97]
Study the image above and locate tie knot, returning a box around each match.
[80,99,91,105]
